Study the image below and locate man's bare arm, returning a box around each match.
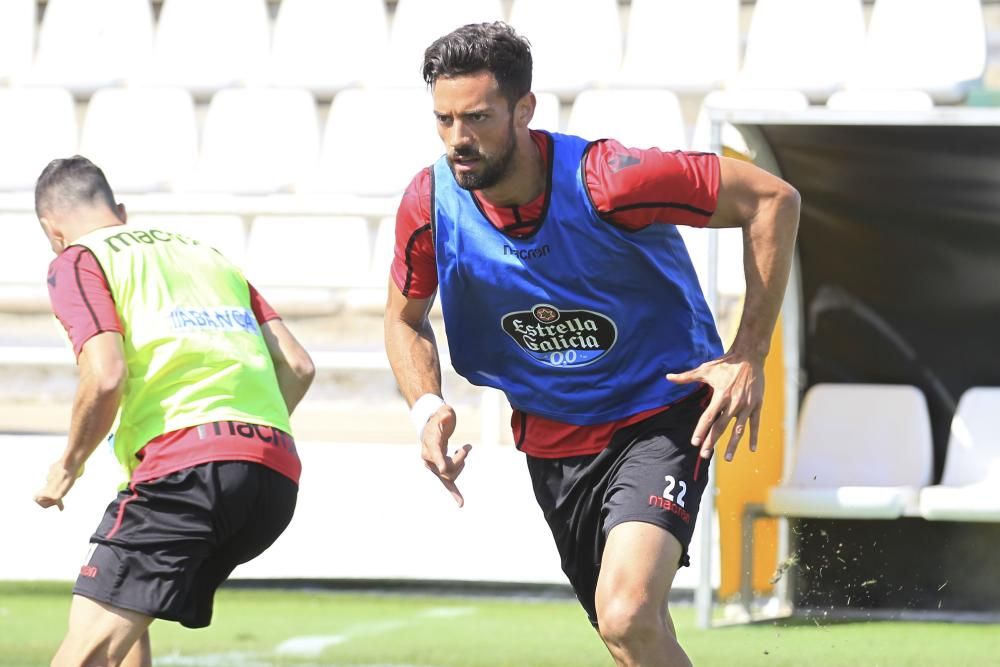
[668,157,800,460]
[384,280,471,506]
[261,319,315,415]
[35,332,127,509]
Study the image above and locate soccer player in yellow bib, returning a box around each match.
[32,156,315,667]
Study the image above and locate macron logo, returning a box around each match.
[608,153,640,173]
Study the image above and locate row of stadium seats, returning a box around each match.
[738,382,1000,609]
[0,0,987,102]
[3,206,746,313]
[767,383,1000,522]
[0,86,709,196]
[4,212,395,309]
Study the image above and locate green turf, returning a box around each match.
[1,582,998,667]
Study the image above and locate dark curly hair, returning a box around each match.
[422,21,532,108]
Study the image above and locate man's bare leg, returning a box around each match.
[51,595,152,667]
[595,521,692,667]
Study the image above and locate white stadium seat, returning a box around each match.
[676,226,745,302]
[28,0,154,96]
[766,384,934,519]
[379,0,504,87]
[147,0,270,96]
[268,0,389,97]
[0,0,35,84]
[80,88,198,193]
[566,89,688,150]
[920,388,1000,522]
[530,92,562,132]
[191,89,320,195]
[0,88,77,192]
[616,0,739,92]
[313,88,442,196]
[733,0,865,103]
[0,215,55,300]
[245,217,372,309]
[370,216,397,289]
[509,0,621,98]
[846,0,986,104]
[127,215,248,269]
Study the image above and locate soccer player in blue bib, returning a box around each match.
[384,22,800,666]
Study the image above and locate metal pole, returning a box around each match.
[695,113,724,630]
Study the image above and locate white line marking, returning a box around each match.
[154,651,271,667]
[418,606,476,619]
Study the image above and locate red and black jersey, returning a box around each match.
[391,129,720,458]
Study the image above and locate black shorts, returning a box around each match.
[526,387,712,626]
[73,461,297,628]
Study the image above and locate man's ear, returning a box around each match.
[116,202,127,224]
[38,217,66,254]
[515,92,536,129]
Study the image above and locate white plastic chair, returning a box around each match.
[0,0,35,84]
[566,89,687,150]
[846,0,985,104]
[509,0,621,98]
[676,226,745,302]
[147,0,270,96]
[28,0,154,95]
[0,88,78,191]
[0,214,56,290]
[313,88,442,196]
[80,88,197,193]
[919,388,1000,522]
[244,216,372,312]
[733,0,865,103]
[616,0,739,92]
[268,0,388,98]
[766,384,934,519]
[190,89,320,195]
[127,215,248,268]
[379,0,504,87]
[530,92,561,132]
[370,216,397,289]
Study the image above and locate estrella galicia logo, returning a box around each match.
[501,304,617,368]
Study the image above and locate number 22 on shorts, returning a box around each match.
[663,475,687,508]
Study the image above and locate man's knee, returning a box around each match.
[596,594,662,647]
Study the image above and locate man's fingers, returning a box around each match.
[666,368,700,384]
[691,395,724,447]
[33,495,63,511]
[724,415,749,462]
[749,410,761,453]
[451,444,472,467]
[438,477,465,508]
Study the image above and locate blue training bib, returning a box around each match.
[433,131,722,425]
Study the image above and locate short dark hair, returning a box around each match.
[35,155,117,218]
[422,22,532,107]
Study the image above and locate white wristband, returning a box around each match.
[410,393,445,439]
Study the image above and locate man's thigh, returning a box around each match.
[53,594,151,667]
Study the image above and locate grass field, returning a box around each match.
[1,582,998,667]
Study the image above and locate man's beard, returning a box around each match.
[447,122,517,191]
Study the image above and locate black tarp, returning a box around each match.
[759,124,1000,611]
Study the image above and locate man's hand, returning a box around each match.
[667,353,765,462]
[420,404,472,507]
[34,460,80,511]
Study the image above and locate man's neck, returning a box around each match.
[64,215,125,246]
[477,130,545,207]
